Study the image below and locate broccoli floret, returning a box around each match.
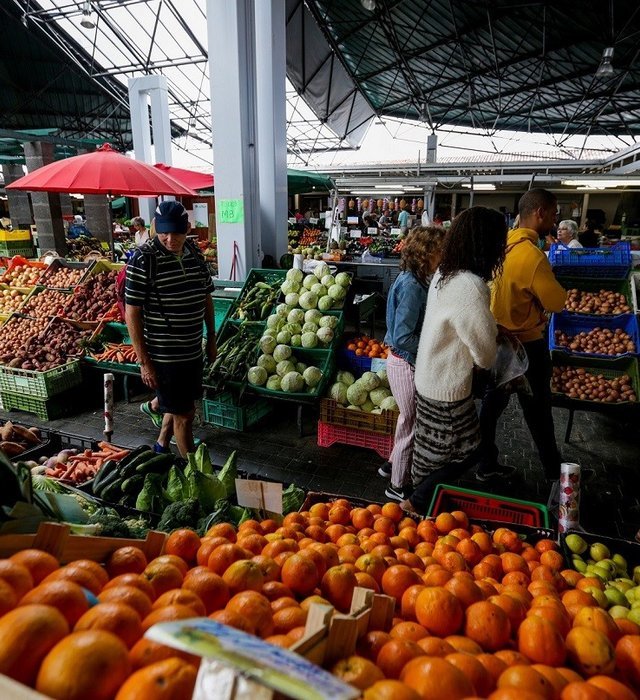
[157,498,203,533]
[87,511,130,537]
[122,517,150,539]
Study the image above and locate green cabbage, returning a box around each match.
[259,335,276,355]
[316,327,334,346]
[336,371,356,387]
[360,371,381,392]
[248,366,268,386]
[321,274,335,288]
[276,359,296,377]
[319,315,338,329]
[329,381,348,404]
[266,375,282,390]
[299,291,318,310]
[317,295,333,312]
[335,272,351,287]
[328,284,346,301]
[301,331,318,348]
[281,371,304,392]
[257,354,277,374]
[303,366,323,388]
[286,268,304,284]
[346,381,368,406]
[313,262,330,280]
[304,309,323,324]
[273,344,292,362]
[370,387,392,406]
[380,396,399,411]
[302,275,317,290]
[285,292,300,307]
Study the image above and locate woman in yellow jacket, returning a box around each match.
[477,188,567,483]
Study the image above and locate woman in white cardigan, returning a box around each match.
[402,207,508,514]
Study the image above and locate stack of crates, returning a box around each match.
[549,241,639,405]
[0,229,35,259]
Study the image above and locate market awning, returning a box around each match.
[153,163,214,191]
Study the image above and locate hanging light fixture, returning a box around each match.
[80,1,95,29]
[596,47,615,77]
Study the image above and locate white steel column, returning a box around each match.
[255,0,288,264]
[207,0,262,280]
[128,75,173,224]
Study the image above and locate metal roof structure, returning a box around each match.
[2,0,640,170]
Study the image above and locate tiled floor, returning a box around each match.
[3,367,639,541]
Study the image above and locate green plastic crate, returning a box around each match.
[0,360,82,399]
[0,242,35,258]
[227,268,286,322]
[213,296,233,333]
[550,353,639,405]
[202,391,272,431]
[428,484,550,527]
[0,389,76,420]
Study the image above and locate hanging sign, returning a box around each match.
[367,227,378,236]
[217,198,244,224]
[390,227,402,236]
[309,217,319,225]
[350,230,362,238]
[193,202,209,228]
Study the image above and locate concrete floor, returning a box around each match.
[3,365,639,542]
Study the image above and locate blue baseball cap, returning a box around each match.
[154,201,189,234]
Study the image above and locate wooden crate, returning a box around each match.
[0,521,166,564]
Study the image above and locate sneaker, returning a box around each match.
[475,465,517,482]
[140,401,163,429]
[378,462,392,478]
[170,436,203,447]
[385,484,411,502]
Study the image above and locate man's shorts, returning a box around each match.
[154,358,203,415]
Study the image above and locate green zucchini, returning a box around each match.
[116,445,153,472]
[120,450,156,479]
[134,453,175,474]
[92,459,118,493]
[93,469,123,498]
[99,479,123,504]
[120,474,144,495]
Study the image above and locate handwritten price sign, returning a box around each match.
[217,198,244,224]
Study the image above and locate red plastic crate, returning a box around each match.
[317,420,394,459]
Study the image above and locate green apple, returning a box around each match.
[612,553,628,575]
[565,534,588,555]
[604,587,629,608]
[589,542,610,562]
[608,604,630,619]
[627,607,640,626]
[631,599,640,610]
[633,566,640,585]
[593,563,614,581]
[625,587,640,605]
[572,557,587,573]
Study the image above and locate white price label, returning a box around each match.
[390,227,402,236]
[309,217,319,225]
[350,230,362,238]
[288,218,297,225]
[367,227,379,235]
[235,479,283,514]
[370,357,387,372]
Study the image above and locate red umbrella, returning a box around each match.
[6,144,197,197]
[153,163,214,191]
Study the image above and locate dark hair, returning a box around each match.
[438,207,507,284]
[400,226,446,282]
[518,188,557,217]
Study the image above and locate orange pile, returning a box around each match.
[0,502,637,699]
[346,335,390,359]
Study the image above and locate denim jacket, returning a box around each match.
[384,271,429,365]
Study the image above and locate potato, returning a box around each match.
[552,366,637,403]
[554,327,636,356]
[564,288,630,315]
[62,270,119,321]
[40,266,84,288]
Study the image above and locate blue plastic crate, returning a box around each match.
[549,312,639,359]
[549,242,631,279]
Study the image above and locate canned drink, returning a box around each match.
[558,462,581,533]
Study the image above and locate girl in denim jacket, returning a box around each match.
[381,226,446,501]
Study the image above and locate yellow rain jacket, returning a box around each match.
[491,228,567,342]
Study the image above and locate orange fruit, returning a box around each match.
[400,584,426,621]
[142,562,184,598]
[329,505,351,525]
[261,581,294,601]
[104,574,155,600]
[355,554,387,585]
[444,635,483,655]
[352,508,375,530]
[270,596,298,613]
[42,563,102,596]
[250,555,281,582]
[464,600,512,652]
[99,586,153,619]
[142,604,196,632]
[332,654,385,690]
[196,537,230,567]
[222,559,264,595]
[0,604,69,685]
[497,665,555,699]
[444,575,484,609]
[559,681,613,699]
[164,529,201,565]
[518,616,567,666]
[530,664,569,696]
[238,533,269,556]
[0,559,34,599]
[281,553,320,597]
[106,547,148,578]
[445,651,494,697]
[205,522,237,541]
[19,579,89,627]
[476,653,508,683]
[209,609,254,633]
[151,555,190,577]
[363,679,421,700]
[152,589,206,616]
[0,578,17,616]
[320,565,357,613]
[416,637,455,657]
[226,591,273,638]
[587,675,638,700]
[527,604,572,637]
[489,690,549,700]
[74,602,143,649]
[572,606,620,645]
[376,639,424,679]
[36,630,131,700]
[10,549,59,584]
[615,635,640,687]
[71,560,109,588]
[488,594,527,633]
[114,657,197,699]
[401,656,474,699]
[356,630,392,662]
[381,502,403,523]
[264,634,294,648]
[182,568,229,614]
[565,626,615,677]
[381,565,422,604]
[206,544,248,575]
[272,606,308,634]
[415,586,463,636]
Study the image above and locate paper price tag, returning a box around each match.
[367,227,378,235]
[217,199,244,224]
[309,217,319,225]
[235,479,283,514]
[350,230,362,238]
[288,217,297,225]
[390,227,402,236]
[370,357,387,372]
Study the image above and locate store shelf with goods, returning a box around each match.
[226,268,286,323]
[77,258,124,283]
[19,286,72,319]
[549,312,639,359]
[550,241,632,278]
[202,320,263,391]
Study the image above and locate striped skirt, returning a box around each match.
[411,393,480,485]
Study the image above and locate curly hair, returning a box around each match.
[438,207,507,285]
[400,226,447,282]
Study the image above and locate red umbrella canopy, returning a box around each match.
[153,163,214,191]
[6,144,196,197]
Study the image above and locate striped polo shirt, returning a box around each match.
[124,237,213,363]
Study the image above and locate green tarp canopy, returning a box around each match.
[286,168,333,195]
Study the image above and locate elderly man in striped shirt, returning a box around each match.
[125,201,216,457]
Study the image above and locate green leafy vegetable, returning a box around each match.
[282,483,305,514]
[192,471,225,512]
[188,443,213,475]
[136,473,165,512]
[166,466,187,503]
[217,451,237,497]
[157,499,203,532]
